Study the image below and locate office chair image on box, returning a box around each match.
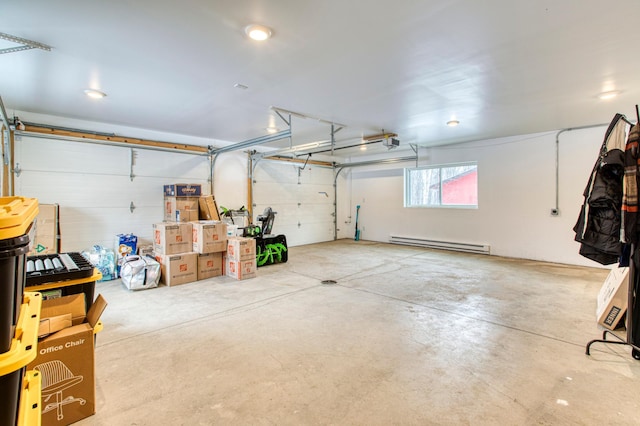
[34,360,86,420]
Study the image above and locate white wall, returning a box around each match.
[340,126,609,267]
[9,110,614,266]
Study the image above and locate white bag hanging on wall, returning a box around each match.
[120,255,161,290]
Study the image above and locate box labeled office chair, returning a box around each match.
[35,360,86,420]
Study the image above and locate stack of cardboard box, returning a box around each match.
[153,222,198,286]
[225,236,257,280]
[193,221,226,280]
[155,184,257,284]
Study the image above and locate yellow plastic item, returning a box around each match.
[0,292,42,376]
[94,321,103,335]
[17,370,41,426]
[0,197,39,240]
[27,269,102,291]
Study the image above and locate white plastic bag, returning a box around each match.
[120,255,160,290]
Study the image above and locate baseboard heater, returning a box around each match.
[389,235,490,255]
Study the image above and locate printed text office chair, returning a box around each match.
[34,360,86,420]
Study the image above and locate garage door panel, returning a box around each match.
[16,136,130,175]
[134,149,210,181]
[274,222,334,246]
[298,167,334,185]
[253,182,300,204]
[15,137,209,252]
[252,160,335,247]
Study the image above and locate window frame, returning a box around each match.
[404,161,478,209]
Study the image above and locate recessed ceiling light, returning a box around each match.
[446,120,460,127]
[265,126,279,134]
[245,24,272,41]
[84,89,106,99]
[234,83,249,90]
[597,90,621,100]
[360,145,367,151]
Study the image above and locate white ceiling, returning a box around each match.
[2,0,640,157]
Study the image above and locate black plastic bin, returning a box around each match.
[0,367,24,426]
[0,234,31,354]
[0,291,42,426]
[0,196,38,355]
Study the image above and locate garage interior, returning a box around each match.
[2,1,640,425]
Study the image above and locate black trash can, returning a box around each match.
[0,234,31,354]
[0,367,24,426]
[0,196,38,355]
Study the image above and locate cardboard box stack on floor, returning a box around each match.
[225,236,257,280]
[28,294,107,425]
[192,221,227,280]
[153,222,197,286]
[155,184,257,284]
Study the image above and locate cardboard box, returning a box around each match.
[40,293,86,327]
[155,252,198,286]
[153,222,192,255]
[164,197,199,222]
[197,252,223,280]
[39,313,72,338]
[28,203,59,256]
[114,233,138,276]
[163,184,202,197]
[28,294,107,426]
[596,266,629,330]
[199,195,220,220]
[226,237,256,261]
[138,244,155,257]
[225,256,257,280]
[192,221,227,253]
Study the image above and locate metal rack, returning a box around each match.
[585,106,640,360]
[586,254,640,359]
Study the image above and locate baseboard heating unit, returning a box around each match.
[389,235,490,255]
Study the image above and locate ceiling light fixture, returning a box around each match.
[84,89,106,99]
[597,90,621,100]
[245,24,272,41]
[234,83,249,90]
[265,126,279,134]
[360,145,367,151]
[446,120,460,127]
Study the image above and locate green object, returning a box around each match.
[255,235,288,267]
[256,242,287,266]
[355,205,361,241]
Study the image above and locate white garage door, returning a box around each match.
[252,160,335,247]
[14,134,211,252]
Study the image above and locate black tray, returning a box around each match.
[26,252,94,286]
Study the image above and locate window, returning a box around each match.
[404,162,478,208]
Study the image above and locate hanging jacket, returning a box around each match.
[622,123,640,243]
[574,114,629,265]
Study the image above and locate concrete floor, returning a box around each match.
[78,240,640,425]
